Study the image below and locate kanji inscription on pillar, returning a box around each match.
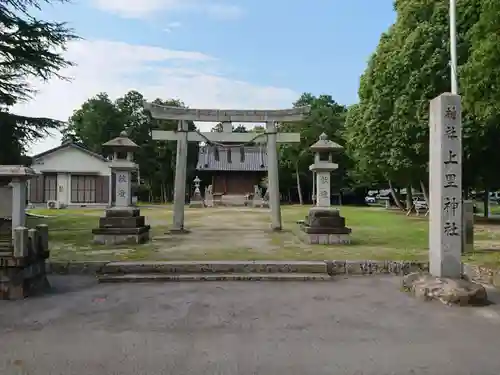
[115,172,130,207]
[316,172,330,207]
[429,93,462,278]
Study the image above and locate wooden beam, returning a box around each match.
[151,130,300,143]
[144,103,310,122]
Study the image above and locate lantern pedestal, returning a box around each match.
[298,207,351,244]
[92,207,150,245]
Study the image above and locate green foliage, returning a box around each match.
[345,0,498,194]
[278,93,348,196]
[0,0,78,162]
[61,91,199,202]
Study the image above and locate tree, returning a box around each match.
[461,0,500,206]
[210,123,247,132]
[62,91,199,202]
[63,93,124,154]
[0,0,77,162]
[345,0,484,210]
[279,93,347,204]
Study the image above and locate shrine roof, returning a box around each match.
[196,145,268,171]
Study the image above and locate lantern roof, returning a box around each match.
[102,131,139,150]
[310,133,342,152]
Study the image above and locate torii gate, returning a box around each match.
[144,103,309,232]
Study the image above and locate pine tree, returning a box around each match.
[0,0,77,163]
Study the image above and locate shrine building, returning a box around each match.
[195,144,268,196]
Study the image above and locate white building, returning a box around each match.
[29,143,112,208]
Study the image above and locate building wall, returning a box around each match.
[29,146,111,207]
[212,171,264,195]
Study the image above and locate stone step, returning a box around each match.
[98,273,333,283]
[99,261,328,275]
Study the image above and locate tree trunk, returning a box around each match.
[295,161,304,205]
[388,180,405,210]
[420,180,429,205]
[406,185,413,212]
[483,189,489,218]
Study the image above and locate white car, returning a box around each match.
[365,196,376,204]
[413,198,428,211]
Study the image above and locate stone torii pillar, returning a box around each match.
[145,104,308,232]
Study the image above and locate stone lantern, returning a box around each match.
[189,176,204,208]
[91,131,151,245]
[298,133,351,245]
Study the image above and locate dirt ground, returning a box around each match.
[149,208,302,256]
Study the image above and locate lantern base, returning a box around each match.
[298,207,352,245]
[92,206,151,245]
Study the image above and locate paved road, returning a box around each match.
[1,276,500,375]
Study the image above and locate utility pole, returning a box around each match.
[450,0,458,94]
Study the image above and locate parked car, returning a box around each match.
[365,196,376,204]
[413,197,428,211]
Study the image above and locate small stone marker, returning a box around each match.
[298,134,351,245]
[189,176,204,208]
[204,185,214,207]
[429,93,462,278]
[252,185,268,208]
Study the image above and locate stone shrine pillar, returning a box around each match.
[0,166,50,300]
[429,93,462,278]
[92,131,151,245]
[189,176,204,208]
[298,134,351,245]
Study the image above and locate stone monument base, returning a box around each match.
[297,231,351,245]
[402,272,488,306]
[92,207,151,245]
[298,207,351,245]
[189,200,205,208]
[0,223,51,300]
[252,199,269,208]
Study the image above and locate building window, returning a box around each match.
[214,147,219,161]
[227,148,232,163]
[240,147,245,162]
[44,175,57,202]
[44,174,57,202]
[71,175,97,203]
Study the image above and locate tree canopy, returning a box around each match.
[0,0,77,163]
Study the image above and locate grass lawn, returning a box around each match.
[25,205,500,267]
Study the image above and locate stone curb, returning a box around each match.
[98,273,333,283]
[46,261,109,275]
[46,260,430,276]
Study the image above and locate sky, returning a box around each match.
[13,0,396,155]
